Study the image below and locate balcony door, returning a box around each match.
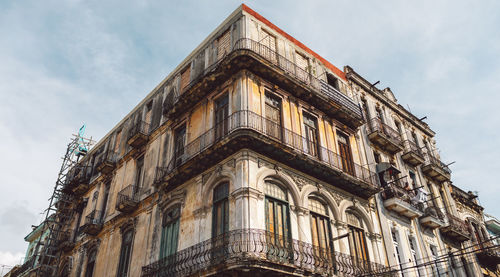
[309,198,334,263]
[214,94,229,141]
[303,112,319,157]
[159,206,180,260]
[346,211,369,271]
[337,132,355,175]
[174,125,186,167]
[260,30,277,63]
[264,180,292,262]
[265,93,282,140]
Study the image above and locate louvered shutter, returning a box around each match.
[217,30,231,61]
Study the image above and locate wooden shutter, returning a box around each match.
[261,30,277,62]
[217,30,231,61]
[180,65,191,93]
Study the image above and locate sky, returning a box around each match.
[1,0,499,273]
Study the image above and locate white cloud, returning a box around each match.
[0,251,24,275]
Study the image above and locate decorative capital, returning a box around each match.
[193,206,210,218]
[291,205,309,216]
[367,232,382,242]
[334,220,348,230]
[231,187,264,200]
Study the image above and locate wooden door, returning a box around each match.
[338,133,355,175]
[265,94,282,140]
[303,113,319,157]
[214,95,229,140]
[174,125,186,167]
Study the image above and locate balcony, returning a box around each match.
[127,120,150,148]
[366,118,404,154]
[420,206,446,229]
[451,185,483,213]
[96,151,119,175]
[401,140,425,166]
[56,229,75,252]
[422,155,451,182]
[163,38,363,129]
[155,110,379,199]
[440,214,471,242]
[80,210,103,236]
[116,185,141,213]
[381,179,423,219]
[64,165,91,194]
[475,241,500,267]
[141,229,394,277]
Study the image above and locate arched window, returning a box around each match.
[159,206,181,259]
[212,182,229,237]
[309,197,333,257]
[346,210,369,263]
[85,249,97,277]
[117,229,134,277]
[264,180,290,249]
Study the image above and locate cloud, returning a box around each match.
[0,0,499,260]
[0,251,24,275]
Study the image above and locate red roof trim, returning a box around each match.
[241,4,346,81]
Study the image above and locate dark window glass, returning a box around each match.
[264,181,292,262]
[214,94,229,140]
[265,93,282,140]
[85,249,97,277]
[174,125,186,166]
[303,112,319,157]
[337,132,355,175]
[159,206,181,259]
[212,183,229,237]
[117,230,134,277]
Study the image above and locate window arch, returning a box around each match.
[264,180,291,250]
[308,197,334,257]
[117,229,134,277]
[345,210,369,263]
[85,248,97,277]
[159,206,181,259]
[212,182,229,237]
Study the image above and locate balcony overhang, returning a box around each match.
[97,161,115,175]
[157,129,379,200]
[80,223,102,236]
[72,182,90,196]
[401,151,425,167]
[420,215,446,229]
[368,131,404,154]
[127,133,148,148]
[383,198,423,219]
[116,198,139,214]
[165,39,364,130]
[476,248,500,267]
[422,164,451,182]
[440,226,470,242]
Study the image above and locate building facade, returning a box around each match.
[13,4,499,277]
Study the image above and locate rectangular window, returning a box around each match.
[392,231,403,276]
[409,237,422,277]
[260,29,277,62]
[135,156,144,189]
[100,183,110,222]
[296,52,310,82]
[162,134,169,167]
[212,183,229,237]
[327,73,339,90]
[303,112,319,157]
[180,65,191,93]
[159,207,181,260]
[337,132,355,175]
[214,94,229,140]
[265,93,282,140]
[217,30,231,61]
[114,130,122,154]
[145,101,153,125]
[174,125,186,167]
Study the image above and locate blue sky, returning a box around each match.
[1,0,499,272]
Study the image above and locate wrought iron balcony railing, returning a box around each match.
[155,110,378,196]
[141,229,394,277]
[366,118,404,154]
[420,206,446,229]
[80,210,103,236]
[475,240,500,265]
[401,140,425,166]
[381,179,424,218]
[422,154,451,182]
[127,120,151,148]
[116,185,141,213]
[96,151,119,175]
[163,38,363,128]
[441,213,471,242]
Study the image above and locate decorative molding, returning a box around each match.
[286,171,313,191]
[193,206,210,218]
[231,187,264,200]
[334,220,348,230]
[225,159,236,169]
[119,217,137,234]
[291,205,309,216]
[367,232,382,242]
[158,189,187,212]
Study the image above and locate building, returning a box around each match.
[20,4,499,277]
